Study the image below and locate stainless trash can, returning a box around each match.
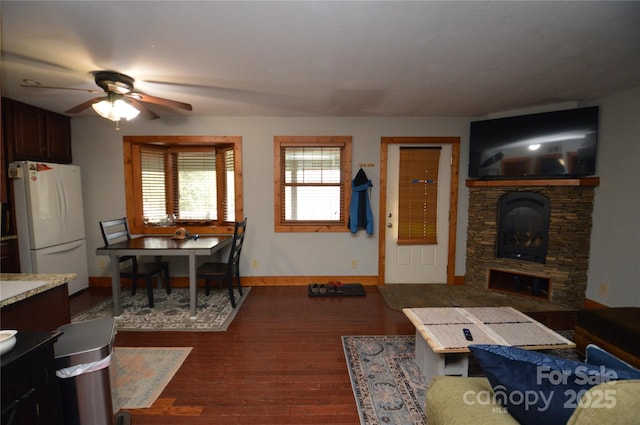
[54,317,118,425]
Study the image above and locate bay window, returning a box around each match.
[124,136,242,234]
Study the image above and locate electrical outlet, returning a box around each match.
[99,259,107,270]
[598,283,609,297]
[351,259,358,269]
[251,260,258,269]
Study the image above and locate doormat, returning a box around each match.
[308,283,366,297]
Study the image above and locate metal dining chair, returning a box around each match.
[197,219,247,308]
[99,217,171,308]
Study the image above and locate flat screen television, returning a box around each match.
[468,106,599,179]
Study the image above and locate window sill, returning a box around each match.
[275,224,349,233]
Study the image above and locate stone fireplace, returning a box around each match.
[465,178,599,309]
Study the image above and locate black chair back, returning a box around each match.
[196,218,248,308]
[100,217,132,246]
[99,217,137,267]
[228,219,247,270]
[99,217,170,308]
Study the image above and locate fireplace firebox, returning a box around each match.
[496,191,550,264]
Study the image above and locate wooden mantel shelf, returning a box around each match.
[466,177,600,188]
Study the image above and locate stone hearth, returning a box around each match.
[465,178,599,309]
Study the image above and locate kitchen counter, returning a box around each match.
[0,273,75,331]
[0,273,76,308]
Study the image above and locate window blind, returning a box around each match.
[397,147,441,244]
[282,146,343,222]
[171,150,217,220]
[141,147,167,221]
[222,148,235,222]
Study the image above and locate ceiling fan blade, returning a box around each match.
[65,97,105,113]
[144,79,306,108]
[128,98,159,120]
[129,92,193,111]
[21,84,101,94]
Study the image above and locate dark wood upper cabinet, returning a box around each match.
[10,100,48,160]
[2,97,72,164]
[45,111,72,162]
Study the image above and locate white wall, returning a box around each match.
[587,86,640,307]
[72,116,470,280]
[72,86,640,308]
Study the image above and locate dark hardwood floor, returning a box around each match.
[70,286,415,424]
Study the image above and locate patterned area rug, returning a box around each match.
[343,335,427,425]
[73,287,250,331]
[114,347,192,409]
[343,332,578,425]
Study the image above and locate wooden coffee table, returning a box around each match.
[403,306,575,383]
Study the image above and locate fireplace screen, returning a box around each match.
[496,192,550,263]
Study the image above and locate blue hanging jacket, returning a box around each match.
[349,169,374,234]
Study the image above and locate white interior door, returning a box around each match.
[384,144,451,283]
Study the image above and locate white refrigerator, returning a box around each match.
[10,161,89,295]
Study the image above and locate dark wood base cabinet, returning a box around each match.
[0,285,71,332]
[1,332,64,425]
[0,238,20,273]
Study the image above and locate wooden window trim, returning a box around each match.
[123,135,243,235]
[274,136,352,232]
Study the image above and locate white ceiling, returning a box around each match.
[2,1,639,119]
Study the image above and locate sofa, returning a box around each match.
[426,376,640,425]
[425,342,640,425]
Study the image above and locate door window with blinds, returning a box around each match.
[274,136,352,232]
[397,146,441,244]
[123,136,242,233]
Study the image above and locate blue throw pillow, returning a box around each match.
[468,344,637,425]
[585,344,640,378]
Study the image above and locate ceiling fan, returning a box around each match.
[21,70,193,123]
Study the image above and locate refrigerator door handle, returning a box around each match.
[41,239,85,255]
[57,175,68,234]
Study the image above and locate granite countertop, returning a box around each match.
[0,273,76,308]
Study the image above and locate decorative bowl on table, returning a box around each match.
[0,330,18,355]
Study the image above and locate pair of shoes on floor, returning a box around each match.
[310,283,328,294]
[328,281,344,294]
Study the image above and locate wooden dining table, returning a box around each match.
[96,235,231,317]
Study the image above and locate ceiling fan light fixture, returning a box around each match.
[92,97,140,122]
